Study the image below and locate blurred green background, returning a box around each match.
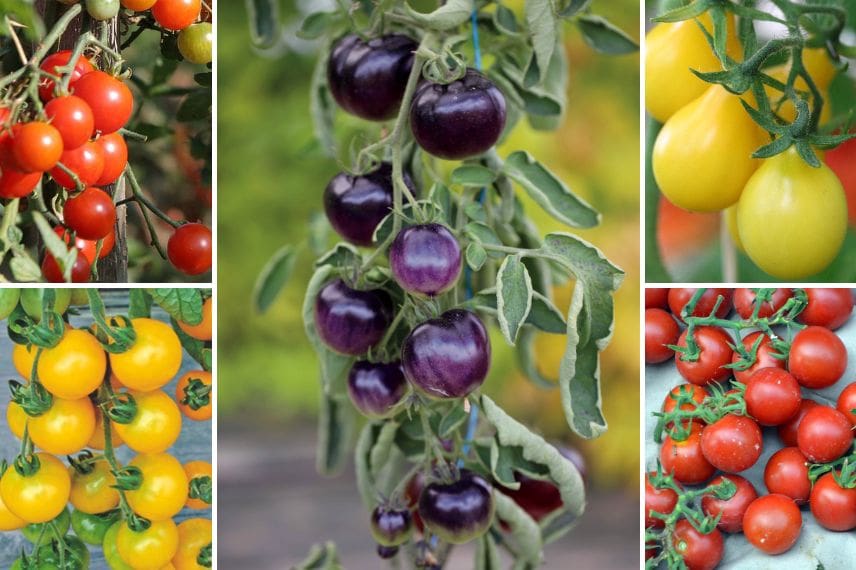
[218,0,640,492]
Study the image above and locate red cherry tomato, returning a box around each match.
[152,0,202,31]
[94,133,128,186]
[837,382,856,426]
[71,71,133,134]
[733,288,793,319]
[744,368,801,426]
[39,51,95,101]
[788,326,847,389]
[778,398,820,447]
[63,187,115,240]
[797,406,853,463]
[672,519,723,570]
[810,472,856,531]
[763,447,810,504]
[701,474,757,533]
[645,473,679,529]
[662,384,707,415]
[660,423,715,485]
[743,494,802,555]
[645,308,680,364]
[11,122,64,172]
[701,414,762,473]
[675,326,734,386]
[799,288,853,330]
[732,331,786,384]
[44,96,94,150]
[50,141,104,189]
[42,252,91,283]
[167,223,212,275]
[0,140,41,198]
[668,288,733,322]
[645,288,670,310]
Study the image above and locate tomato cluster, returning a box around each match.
[645,287,856,568]
[0,289,212,569]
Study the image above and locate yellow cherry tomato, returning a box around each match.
[103,521,135,570]
[177,297,212,341]
[117,519,180,569]
[12,343,36,379]
[645,12,741,123]
[172,518,212,570]
[29,396,96,455]
[0,453,71,523]
[6,401,27,439]
[114,390,182,454]
[110,318,182,391]
[176,370,212,421]
[70,459,120,514]
[88,407,125,450]
[183,461,212,510]
[38,329,106,399]
[736,147,847,279]
[125,453,188,521]
[0,487,25,531]
[653,85,767,212]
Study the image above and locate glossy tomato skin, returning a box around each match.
[390,224,462,296]
[370,506,412,547]
[701,414,763,473]
[0,157,41,198]
[151,0,201,30]
[645,473,679,528]
[662,384,707,415]
[63,186,116,240]
[124,453,188,521]
[174,517,212,569]
[737,147,847,279]
[44,95,94,149]
[327,34,417,121]
[11,122,64,172]
[418,470,494,544]
[733,288,793,319]
[410,69,506,160]
[113,389,182,454]
[37,328,106,399]
[39,51,95,101]
[0,486,25,531]
[732,331,786,384]
[797,406,853,463]
[668,288,733,322]
[21,506,70,543]
[402,309,490,399]
[110,317,182,391]
[660,423,715,485]
[94,132,128,185]
[42,252,91,283]
[103,521,134,570]
[788,326,847,389]
[0,453,71,523]
[69,460,119,514]
[744,368,801,426]
[645,308,680,364]
[742,494,802,555]
[701,474,757,533]
[837,382,856,426]
[86,0,121,20]
[645,288,670,309]
[314,279,392,356]
[672,519,724,570]
[72,71,134,134]
[347,360,407,418]
[71,509,118,545]
[122,0,158,9]
[117,519,180,568]
[28,396,96,455]
[50,140,105,189]
[675,326,734,386]
[764,447,810,505]
[177,22,213,64]
[799,288,853,330]
[810,472,856,531]
[778,398,819,447]
[167,223,212,275]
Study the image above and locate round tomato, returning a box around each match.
[122,0,157,9]
[87,407,124,450]
[177,22,213,64]
[117,519,180,568]
[176,370,212,421]
[675,326,734,386]
[700,414,762,473]
[103,521,135,570]
[152,0,201,30]
[700,474,757,533]
[660,423,715,485]
[11,122,64,173]
[662,383,707,416]
[70,459,119,514]
[110,317,182,391]
[63,186,116,240]
[810,472,856,531]
[0,453,71,523]
[0,487,25,531]
[732,331,786,384]
[837,382,856,426]
[44,95,94,150]
[184,460,212,510]
[71,508,119,545]
[37,328,106,399]
[114,389,182,453]
[672,518,723,570]
[173,518,212,570]
[5,401,26,439]
[20,288,72,321]
[95,132,128,186]
[744,368,801,426]
[668,288,733,322]
[50,141,105,189]
[42,251,92,283]
[797,405,853,463]
[778,398,820,447]
[737,147,847,279]
[825,136,856,224]
[124,453,188,521]
[177,296,212,340]
[29,396,96,455]
[12,342,36,379]
[788,325,847,389]
[39,51,95,101]
[799,288,853,330]
[743,494,802,555]
[21,506,70,542]
[167,223,212,275]
[645,308,680,364]
[71,71,133,134]
[87,0,121,19]
[645,288,669,310]
[733,288,792,319]
[763,447,811,505]
[0,159,41,198]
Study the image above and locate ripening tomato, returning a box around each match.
[778,398,820,447]
[110,317,182,391]
[744,368,801,426]
[653,86,766,212]
[184,461,212,510]
[113,389,182,454]
[672,518,723,570]
[810,472,856,531]
[71,71,133,134]
[63,186,116,240]
[177,296,212,340]
[87,407,124,450]
[39,51,95,101]
[732,331,786,384]
[176,370,212,421]
[797,406,853,463]
[645,308,680,364]
[763,447,810,505]
[167,223,212,275]
[12,342,36,379]
[42,251,92,283]
[700,414,762,473]
[645,13,740,123]
[37,328,107,399]
[674,326,734,386]
[69,459,119,514]
[733,288,792,319]
[124,453,188,521]
[736,147,847,279]
[660,423,715,485]
[178,22,213,65]
[28,396,96,455]
[825,136,856,224]
[668,288,733,322]
[95,132,128,185]
[173,518,211,570]
[152,0,202,31]
[700,474,757,534]
[11,122,64,172]
[122,0,158,9]
[44,96,94,150]
[743,494,802,555]
[798,288,853,330]
[837,382,856,426]
[0,453,71,523]
[788,326,847,389]
[117,519,180,569]
[50,141,105,188]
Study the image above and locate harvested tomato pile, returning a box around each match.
[645,288,856,568]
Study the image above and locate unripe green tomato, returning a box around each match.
[36,535,91,569]
[178,22,213,64]
[86,0,120,20]
[71,509,119,545]
[70,288,90,306]
[102,521,134,570]
[0,288,20,319]
[20,288,72,321]
[22,506,71,542]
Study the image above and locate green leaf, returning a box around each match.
[355,423,380,508]
[525,0,557,84]
[0,1,43,39]
[496,255,533,345]
[315,243,361,269]
[475,534,501,570]
[494,5,519,34]
[405,0,472,31]
[297,11,337,39]
[429,183,455,226]
[466,288,566,334]
[653,1,711,23]
[576,15,638,55]
[311,39,337,157]
[246,0,282,50]
[493,492,543,566]
[464,222,504,259]
[464,202,488,223]
[252,245,298,313]
[516,328,558,389]
[128,290,152,319]
[439,405,470,438]
[293,541,343,570]
[176,90,212,122]
[539,234,623,438]
[317,392,355,476]
[451,165,497,187]
[490,439,550,489]
[503,151,599,228]
[9,254,41,283]
[373,201,441,244]
[466,242,487,271]
[149,288,204,324]
[558,0,592,18]
[369,420,399,478]
[34,212,75,281]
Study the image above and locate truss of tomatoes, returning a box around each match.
[644,287,856,568]
[0,289,212,569]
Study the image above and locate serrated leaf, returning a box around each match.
[539,233,623,438]
[405,0,471,31]
[317,392,354,476]
[576,14,638,55]
[149,288,204,324]
[503,151,599,228]
[526,0,557,84]
[496,255,533,345]
[466,242,487,271]
[297,11,336,39]
[253,245,298,313]
[451,165,497,187]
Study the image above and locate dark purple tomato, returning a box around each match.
[324,163,415,246]
[376,545,398,559]
[314,279,393,355]
[327,34,417,121]
[402,309,490,399]
[390,223,462,296]
[347,360,407,418]
[370,506,412,547]
[418,470,494,544]
[410,69,506,160]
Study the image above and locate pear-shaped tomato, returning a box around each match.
[653,85,766,212]
[645,13,740,123]
[737,147,846,279]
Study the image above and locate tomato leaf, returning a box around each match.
[493,492,543,565]
[576,14,639,55]
[253,244,298,313]
[515,328,558,389]
[293,541,343,570]
[128,289,152,319]
[438,404,470,438]
[311,38,337,157]
[494,4,520,35]
[317,392,355,477]
[464,222,504,259]
[466,242,487,271]
[558,0,592,18]
[369,420,399,478]
[9,254,41,283]
[451,164,497,187]
[405,0,472,31]
[428,183,456,226]
[297,12,338,40]
[465,287,566,334]
[526,0,557,84]
[475,534,501,570]
[246,0,282,51]
[149,288,204,325]
[496,254,533,345]
[354,423,381,508]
